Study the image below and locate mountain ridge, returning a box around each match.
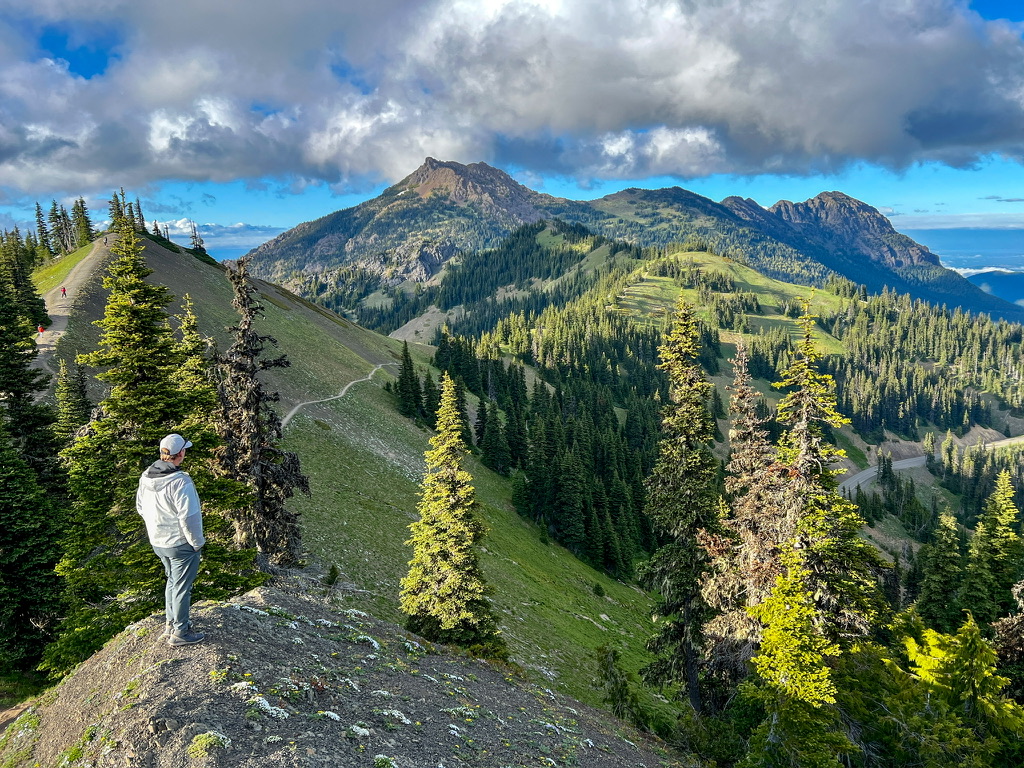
[245,158,1024,323]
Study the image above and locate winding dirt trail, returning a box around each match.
[280,362,398,429]
[32,240,108,377]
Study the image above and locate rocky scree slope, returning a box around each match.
[0,584,679,768]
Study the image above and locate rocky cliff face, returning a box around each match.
[769,191,941,269]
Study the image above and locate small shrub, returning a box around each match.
[186,731,231,759]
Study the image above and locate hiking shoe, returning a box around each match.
[161,623,192,639]
[167,631,205,647]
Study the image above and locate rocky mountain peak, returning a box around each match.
[769,191,941,269]
[397,158,541,213]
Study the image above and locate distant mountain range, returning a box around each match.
[246,158,1024,322]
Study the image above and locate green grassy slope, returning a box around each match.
[44,238,664,713]
[617,249,846,353]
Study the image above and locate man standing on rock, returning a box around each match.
[136,434,206,646]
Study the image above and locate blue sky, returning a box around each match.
[1,0,1023,266]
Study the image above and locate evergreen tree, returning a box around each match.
[399,373,506,658]
[640,298,722,713]
[742,558,854,768]
[213,257,309,569]
[0,422,59,670]
[34,202,52,260]
[904,615,1024,763]
[553,450,587,554]
[957,471,1023,626]
[775,303,883,643]
[53,358,92,445]
[703,344,788,693]
[480,401,510,474]
[108,192,123,227]
[71,197,94,247]
[421,369,440,426]
[917,512,964,633]
[396,341,421,418]
[0,275,56,486]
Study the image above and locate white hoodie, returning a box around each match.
[136,460,206,549]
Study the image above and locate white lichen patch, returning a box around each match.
[292,637,305,645]
[441,706,476,720]
[355,634,381,650]
[236,604,270,617]
[248,695,290,719]
[370,690,394,698]
[380,709,411,725]
[339,677,360,692]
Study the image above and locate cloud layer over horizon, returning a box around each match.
[3,0,1024,198]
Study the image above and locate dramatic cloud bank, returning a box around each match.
[3,0,1024,195]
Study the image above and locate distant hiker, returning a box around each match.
[103,236,108,245]
[60,286,66,298]
[136,434,207,646]
[37,324,44,337]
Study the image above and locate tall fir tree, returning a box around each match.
[396,341,421,418]
[957,471,1023,627]
[480,401,510,474]
[399,373,506,658]
[53,358,92,446]
[703,343,789,694]
[916,512,965,633]
[774,302,883,643]
[34,201,53,260]
[0,275,57,488]
[213,257,309,569]
[71,197,94,247]
[640,298,722,713]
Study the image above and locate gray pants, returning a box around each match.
[152,543,201,636]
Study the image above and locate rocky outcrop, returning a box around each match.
[769,191,940,269]
[0,585,677,768]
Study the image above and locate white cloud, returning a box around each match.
[2,0,1024,195]
[888,211,1024,229]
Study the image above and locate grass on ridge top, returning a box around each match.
[31,242,98,295]
[617,250,846,354]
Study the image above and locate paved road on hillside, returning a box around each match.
[32,240,108,379]
[280,362,399,429]
[839,433,1024,494]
